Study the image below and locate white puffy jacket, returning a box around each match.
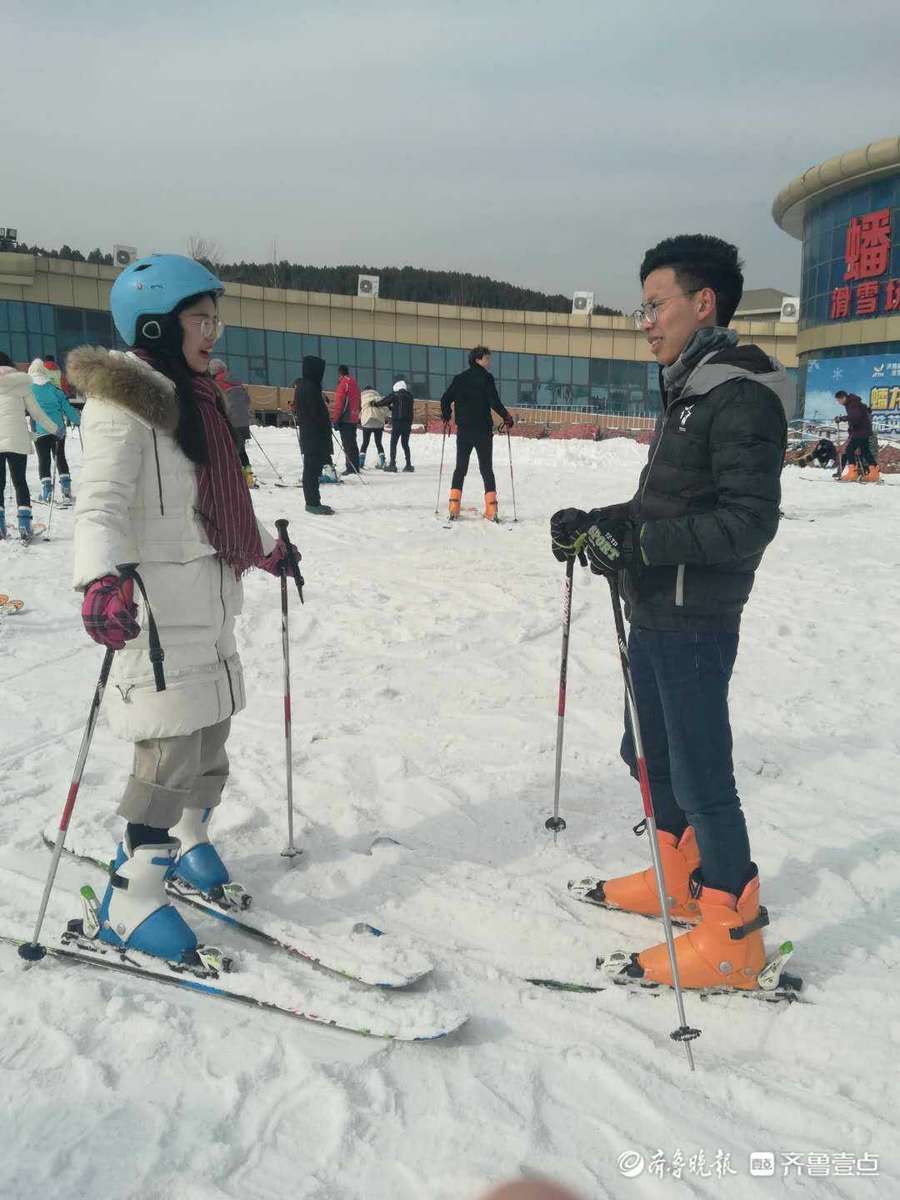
[67,348,276,743]
[0,365,55,457]
[359,388,387,430]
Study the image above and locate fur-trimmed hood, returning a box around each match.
[66,346,178,433]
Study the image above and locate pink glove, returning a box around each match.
[81,576,140,649]
[257,540,301,576]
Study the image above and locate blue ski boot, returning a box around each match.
[97,835,199,961]
[17,507,33,544]
[376,451,386,469]
[40,477,53,504]
[171,807,250,908]
[59,474,74,504]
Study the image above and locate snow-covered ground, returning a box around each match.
[1,429,897,1200]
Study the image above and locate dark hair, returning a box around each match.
[639,235,744,325]
[0,351,14,368]
[834,390,847,398]
[133,290,218,464]
[42,351,58,363]
[338,364,349,376]
[469,345,490,367]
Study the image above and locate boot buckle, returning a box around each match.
[729,904,770,941]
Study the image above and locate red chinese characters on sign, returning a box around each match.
[844,208,891,280]
[828,207,895,320]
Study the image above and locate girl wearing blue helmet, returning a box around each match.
[67,254,294,966]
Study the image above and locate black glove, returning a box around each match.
[550,508,589,565]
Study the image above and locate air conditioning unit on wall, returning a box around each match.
[572,290,594,315]
[780,296,800,322]
[114,245,138,268]
[358,274,380,298]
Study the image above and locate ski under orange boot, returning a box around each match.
[448,488,462,520]
[630,868,768,990]
[570,827,701,923]
[484,490,498,521]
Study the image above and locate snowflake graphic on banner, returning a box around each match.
[832,368,843,380]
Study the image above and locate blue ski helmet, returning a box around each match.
[110,254,225,346]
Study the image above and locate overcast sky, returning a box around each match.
[4,0,897,309]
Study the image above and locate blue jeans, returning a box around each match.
[619,627,750,896]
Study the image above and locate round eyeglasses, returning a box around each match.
[632,289,700,330]
[182,314,225,342]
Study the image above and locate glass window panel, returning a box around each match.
[0,301,7,330]
[375,368,393,395]
[0,331,10,356]
[428,374,445,399]
[248,361,268,385]
[554,356,572,383]
[85,310,111,339]
[518,381,534,405]
[410,344,427,372]
[536,381,554,405]
[266,330,285,360]
[10,332,28,362]
[499,351,517,380]
[247,328,265,356]
[30,333,56,361]
[375,340,393,369]
[26,303,43,333]
[446,348,465,376]
[226,326,247,355]
[572,385,590,404]
[590,384,609,404]
[356,340,374,368]
[536,355,553,382]
[283,332,301,361]
[571,358,589,385]
[228,355,248,381]
[338,338,356,366]
[41,304,55,335]
[428,346,445,374]
[500,379,517,406]
[55,306,82,335]
[518,353,535,380]
[8,301,26,333]
[409,371,428,395]
[285,361,302,387]
[321,338,339,365]
[392,343,410,372]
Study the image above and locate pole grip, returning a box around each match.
[275,519,305,603]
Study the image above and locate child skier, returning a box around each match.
[28,356,82,506]
[0,351,60,542]
[67,253,294,965]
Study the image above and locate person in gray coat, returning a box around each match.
[210,358,256,487]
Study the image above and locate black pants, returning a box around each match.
[841,435,876,470]
[36,434,69,479]
[0,452,31,507]
[236,427,250,468]
[338,423,359,472]
[451,428,495,492]
[390,419,412,467]
[360,427,384,455]
[302,449,328,506]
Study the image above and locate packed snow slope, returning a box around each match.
[1,429,897,1200]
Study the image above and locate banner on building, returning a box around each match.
[804,353,900,432]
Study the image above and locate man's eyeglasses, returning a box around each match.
[182,314,225,342]
[632,289,700,329]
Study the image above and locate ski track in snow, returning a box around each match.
[1,432,898,1200]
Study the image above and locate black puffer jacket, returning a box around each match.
[622,343,791,632]
[440,363,510,431]
[380,385,414,423]
[293,355,332,457]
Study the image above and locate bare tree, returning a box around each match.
[188,235,224,267]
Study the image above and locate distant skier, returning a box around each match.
[795,437,837,469]
[553,234,790,992]
[0,351,59,542]
[67,253,295,965]
[834,391,878,482]
[440,346,513,520]
[28,356,81,505]
[381,378,415,473]
[210,357,257,488]
[293,355,335,514]
[332,364,361,475]
[359,383,387,468]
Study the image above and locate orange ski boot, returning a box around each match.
[570,827,701,923]
[631,868,768,990]
[860,465,881,484]
[448,488,462,520]
[838,463,858,482]
[484,490,498,521]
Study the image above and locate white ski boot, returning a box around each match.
[97,835,199,961]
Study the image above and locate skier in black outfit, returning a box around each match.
[552,234,791,994]
[381,378,415,472]
[293,355,335,515]
[440,346,513,521]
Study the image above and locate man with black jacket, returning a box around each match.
[440,346,513,521]
[381,378,416,472]
[293,355,335,515]
[553,234,791,993]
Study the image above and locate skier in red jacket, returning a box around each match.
[333,365,361,475]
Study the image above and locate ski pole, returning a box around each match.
[18,563,166,963]
[275,518,303,858]
[606,575,700,1068]
[545,556,576,843]
[45,454,58,541]
[248,427,290,487]
[506,428,518,522]
[434,425,447,515]
[332,428,367,484]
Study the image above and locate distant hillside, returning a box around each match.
[9,243,620,316]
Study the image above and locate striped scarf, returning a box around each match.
[192,372,262,577]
